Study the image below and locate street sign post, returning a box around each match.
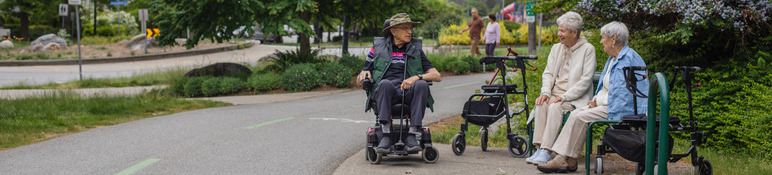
[59,4,68,30]
[69,1,83,80]
[110,1,127,36]
[525,2,535,23]
[138,9,148,35]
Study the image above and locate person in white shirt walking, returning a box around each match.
[482,14,501,56]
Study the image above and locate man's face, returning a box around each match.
[472,9,478,18]
[390,23,413,44]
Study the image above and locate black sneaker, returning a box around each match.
[376,137,392,154]
[405,134,421,152]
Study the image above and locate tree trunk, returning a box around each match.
[314,19,322,44]
[19,12,30,40]
[299,11,311,55]
[94,2,97,36]
[342,16,350,55]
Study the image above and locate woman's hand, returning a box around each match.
[551,96,564,105]
[588,98,597,108]
[535,95,550,105]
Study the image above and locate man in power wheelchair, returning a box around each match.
[537,21,650,173]
[357,13,441,163]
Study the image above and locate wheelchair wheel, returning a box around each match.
[369,152,382,164]
[451,133,466,155]
[594,157,603,175]
[422,147,439,163]
[697,157,713,175]
[481,127,488,151]
[365,147,377,162]
[507,135,529,158]
[635,162,645,175]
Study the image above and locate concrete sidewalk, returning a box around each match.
[189,89,351,105]
[333,144,695,175]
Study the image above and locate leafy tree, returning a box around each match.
[0,0,58,39]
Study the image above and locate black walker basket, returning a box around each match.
[452,48,537,158]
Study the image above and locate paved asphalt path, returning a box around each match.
[0,72,495,174]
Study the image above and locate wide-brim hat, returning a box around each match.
[382,13,421,35]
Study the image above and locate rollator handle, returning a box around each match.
[362,78,373,91]
[676,66,701,72]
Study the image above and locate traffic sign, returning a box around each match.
[525,2,535,23]
[138,9,149,21]
[68,0,81,5]
[59,4,68,16]
[110,1,127,6]
[146,28,159,38]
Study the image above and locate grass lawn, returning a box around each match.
[1,68,188,90]
[0,91,229,150]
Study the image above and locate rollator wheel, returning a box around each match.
[369,152,383,164]
[507,135,529,158]
[365,147,377,162]
[594,157,603,175]
[698,158,713,175]
[422,147,439,163]
[481,128,488,151]
[635,162,645,175]
[451,133,466,155]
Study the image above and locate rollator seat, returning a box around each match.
[481,84,518,93]
[619,114,681,126]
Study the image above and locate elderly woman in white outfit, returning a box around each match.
[525,11,596,165]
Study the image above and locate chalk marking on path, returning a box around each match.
[244,117,295,129]
[443,81,480,89]
[115,158,160,175]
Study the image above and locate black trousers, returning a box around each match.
[373,79,429,127]
[485,43,496,56]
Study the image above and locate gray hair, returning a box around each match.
[556,11,583,38]
[600,21,629,46]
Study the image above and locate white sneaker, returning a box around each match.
[532,149,552,165]
[525,148,543,164]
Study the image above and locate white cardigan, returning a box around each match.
[540,38,596,109]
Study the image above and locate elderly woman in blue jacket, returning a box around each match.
[537,21,649,173]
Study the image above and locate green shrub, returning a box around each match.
[171,77,189,95]
[282,63,321,92]
[338,55,364,75]
[440,56,460,72]
[201,78,222,97]
[319,62,353,88]
[446,60,470,75]
[247,73,282,91]
[426,54,445,72]
[220,77,246,94]
[669,58,772,159]
[13,55,34,60]
[183,76,209,97]
[266,49,323,72]
[461,55,483,72]
[29,25,59,40]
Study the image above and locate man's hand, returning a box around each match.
[535,95,550,105]
[551,96,564,105]
[357,71,371,86]
[400,76,419,90]
[588,98,597,108]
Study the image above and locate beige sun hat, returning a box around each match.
[382,13,421,35]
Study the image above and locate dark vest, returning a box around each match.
[367,37,434,112]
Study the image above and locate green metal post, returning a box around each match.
[645,73,669,175]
